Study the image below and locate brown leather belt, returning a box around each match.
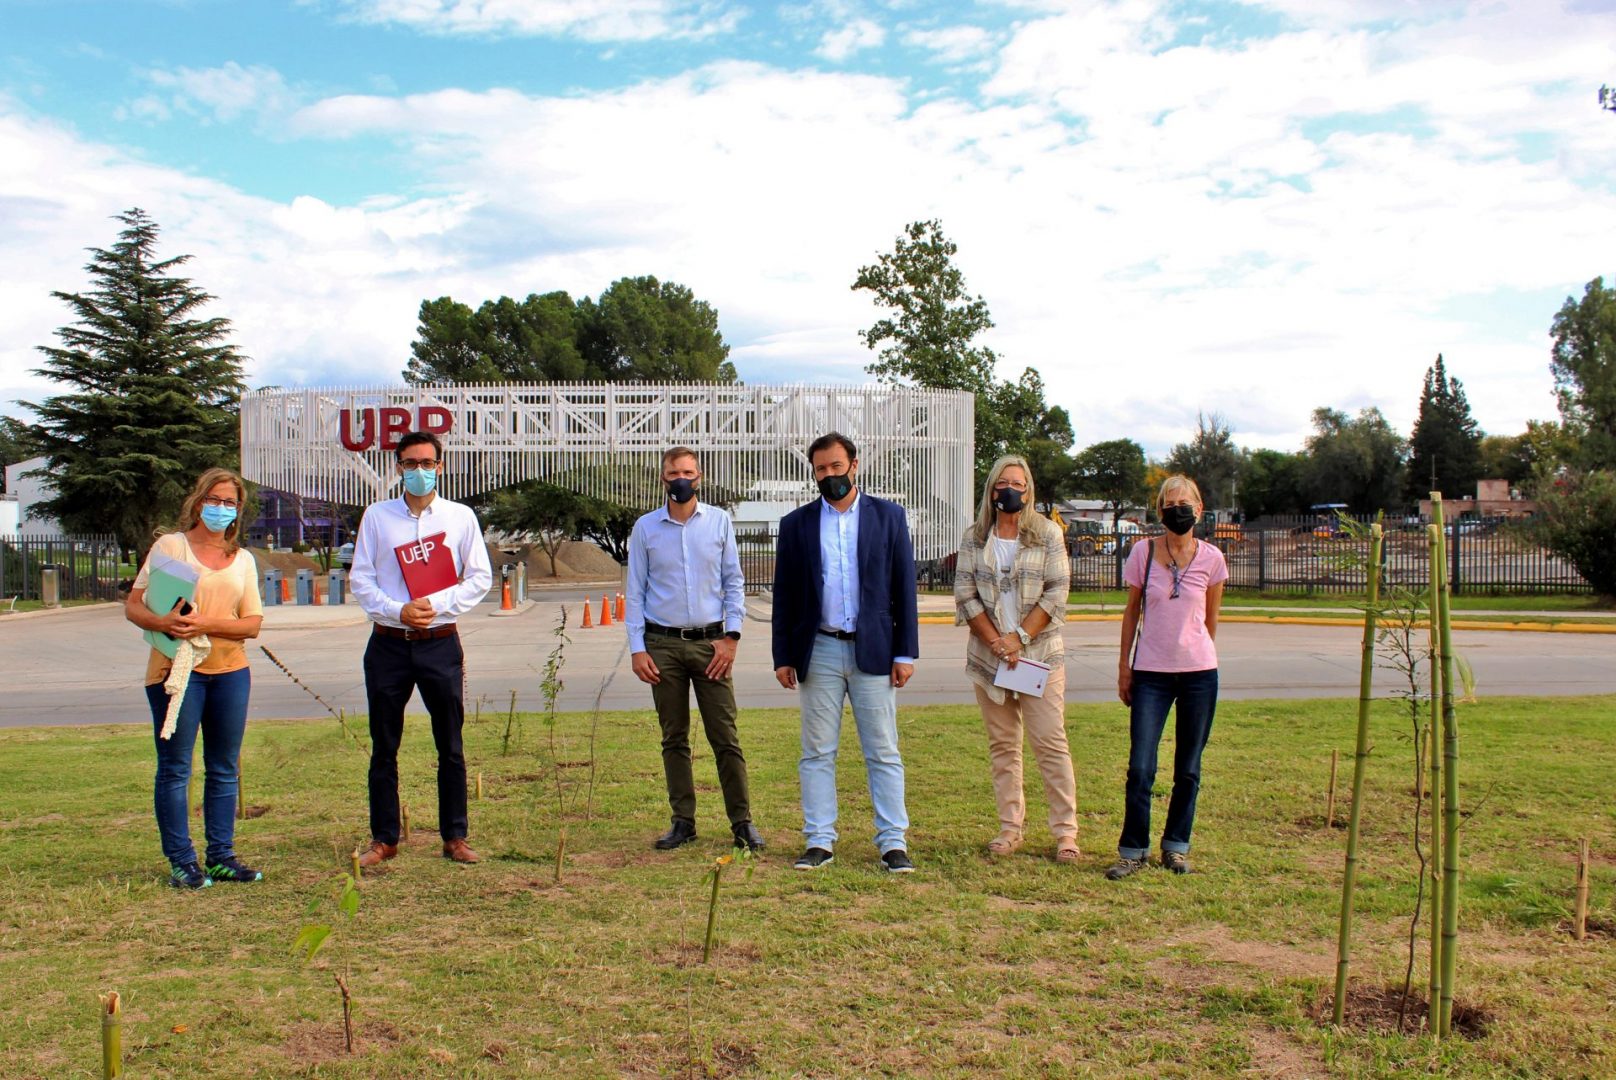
[373,623,458,641]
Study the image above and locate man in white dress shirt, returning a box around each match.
[349,430,493,868]
[626,446,764,852]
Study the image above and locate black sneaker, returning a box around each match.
[793,847,834,870]
[169,862,212,890]
[207,855,264,883]
[880,849,915,874]
[1161,851,1190,875]
[1105,856,1150,880]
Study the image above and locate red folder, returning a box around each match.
[394,532,457,599]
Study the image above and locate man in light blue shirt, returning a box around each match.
[626,446,763,852]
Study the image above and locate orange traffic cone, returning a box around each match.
[500,576,513,611]
[600,593,612,626]
[312,581,322,605]
[581,600,593,629]
[281,577,292,603]
[615,592,625,622]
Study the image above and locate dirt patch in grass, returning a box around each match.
[241,805,269,820]
[653,940,762,968]
[1557,916,1616,941]
[1247,1026,1325,1077]
[279,1018,403,1064]
[1313,985,1492,1039]
[1292,814,1346,831]
[1169,924,1332,980]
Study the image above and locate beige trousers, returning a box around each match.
[974,664,1077,842]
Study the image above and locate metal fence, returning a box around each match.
[733,520,1593,596]
[0,534,125,603]
[1066,520,1591,595]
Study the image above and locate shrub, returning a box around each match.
[1535,468,1616,598]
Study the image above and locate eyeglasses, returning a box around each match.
[1168,561,1184,599]
[201,497,240,509]
[400,459,439,469]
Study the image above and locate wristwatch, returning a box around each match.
[725,631,741,641]
[1015,626,1033,646]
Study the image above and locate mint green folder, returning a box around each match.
[142,550,200,660]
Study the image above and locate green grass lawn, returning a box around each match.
[0,598,107,615]
[2,696,1613,1078]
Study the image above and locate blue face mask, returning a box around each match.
[200,505,237,533]
[402,467,437,497]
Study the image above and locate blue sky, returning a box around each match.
[3,0,1615,456]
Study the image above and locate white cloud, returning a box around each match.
[902,25,995,64]
[338,0,742,42]
[131,62,298,124]
[816,18,886,62]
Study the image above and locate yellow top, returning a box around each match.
[133,532,263,685]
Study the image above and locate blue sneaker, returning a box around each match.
[169,862,212,889]
[206,855,264,883]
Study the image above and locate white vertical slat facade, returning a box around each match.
[240,383,975,559]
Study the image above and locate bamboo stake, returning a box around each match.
[1431,498,1461,1039]
[1426,524,1444,1028]
[475,771,483,800]
[1326,748,1339,828]
[99,991,122,1079]
[400,803,410,843]
[1333,522,1383,1025]
[1575,838,1590,942]
[350,848,362,881]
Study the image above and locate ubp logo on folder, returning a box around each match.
[395,532,457,599]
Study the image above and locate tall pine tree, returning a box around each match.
[1406,354,1481,502]
[24,209,246,560]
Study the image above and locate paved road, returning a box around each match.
[4,598,1615,728]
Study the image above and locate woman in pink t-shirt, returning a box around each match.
[1106,475,1228,880]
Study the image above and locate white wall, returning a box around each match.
[3,457,63,537]
[0,496,19,535]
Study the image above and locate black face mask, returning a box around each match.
[1162,505,1198,535]
[817,472,854,503]
[666,477,697,504]
[992,487,1025,514]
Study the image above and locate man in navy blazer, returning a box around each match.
[772,432,920,873]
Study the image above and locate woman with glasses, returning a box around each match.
[1107,474,1228,879]
[124,468,265,889]
[954,455,1078,863]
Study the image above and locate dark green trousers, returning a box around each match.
[646,635,751,826]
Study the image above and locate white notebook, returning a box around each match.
[992,657,1051,698]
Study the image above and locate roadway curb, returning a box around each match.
[915,613,1616,634]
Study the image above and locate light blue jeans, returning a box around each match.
[798,636,909,854]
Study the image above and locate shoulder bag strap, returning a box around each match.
[1131,539,1155,668]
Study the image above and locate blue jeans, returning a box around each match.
[798,636,909,854]
[145,667,251,867]
[1118,668,1217,859]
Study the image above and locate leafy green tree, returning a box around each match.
[1550,277,1616,471]
[22,209,245,559]
[483,482,595,576]
[580,276,735,382]
[1238,448,1311,518]
[1406,354,1482,500]
[405,278,733,385]
[1477,433,1534,487]
[1534,469,1616,599]
[853,219,1006,473]
[1304,406,1407,514]
[405,292,587,383]
[1165,412,1242,510]
[1074,438,1148,530]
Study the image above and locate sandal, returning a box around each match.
[986,833,1024,856]
[1055,839,1081,864]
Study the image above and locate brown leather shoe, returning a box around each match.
[442,838,480,864]
[357,840,398,869]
